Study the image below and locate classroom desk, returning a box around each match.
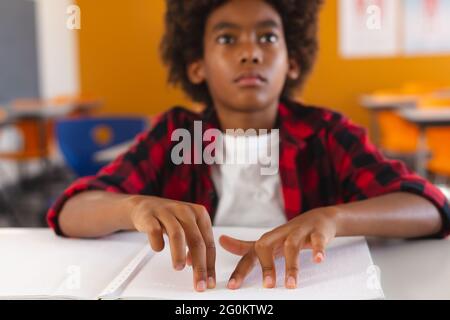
[434,89,450,100]
[0,228,448,300]
[6,104,80,162]
[397,108,450,178]
[1,101,102,170]
[7,100,102,119]
[359,95,418,147]
[360,95,419,110]
[8,103,79,119]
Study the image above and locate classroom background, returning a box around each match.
[1,0,450,228]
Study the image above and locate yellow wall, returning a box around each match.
[77,0,450,127]
[76,0,191,116]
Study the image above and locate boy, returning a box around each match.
[48,0,450,293]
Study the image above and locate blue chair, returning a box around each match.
[55,116,149,177]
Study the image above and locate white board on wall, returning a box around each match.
[339,0,401,58]
[404,0,450,56]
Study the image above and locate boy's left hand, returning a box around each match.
[218,208,338,290]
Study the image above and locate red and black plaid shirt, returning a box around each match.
[48,99,450,238]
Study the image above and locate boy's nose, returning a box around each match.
[240,56,260,64]
[239,44,262,65]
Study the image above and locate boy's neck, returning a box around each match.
[213,101,279,133]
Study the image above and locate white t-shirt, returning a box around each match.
[211,131,287,228]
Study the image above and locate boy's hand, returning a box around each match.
[217,208,338,290]
[129,196,216,292]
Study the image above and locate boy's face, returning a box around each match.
[188,0,299,114]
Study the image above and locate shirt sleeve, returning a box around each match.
[327,112,450,239]
[47,113,170,237]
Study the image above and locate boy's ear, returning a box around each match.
[187,60,206,85]
[287,58,300,81]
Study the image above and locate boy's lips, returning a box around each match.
[234,72,267,87]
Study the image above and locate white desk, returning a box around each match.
[0,228,448,300]
[398,108,450,125]
[7,104,76,119]
[368,237,450,300]
[360,95,419,110]
[6,99,102,119]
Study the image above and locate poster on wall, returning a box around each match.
[404,0,450,55]
[339,0,401,58]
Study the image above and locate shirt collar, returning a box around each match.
[199,99,320,150]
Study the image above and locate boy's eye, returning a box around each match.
[259,33,278,44]
[216,34,235,45]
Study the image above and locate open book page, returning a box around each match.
[119,227,384,300]
[98,244,154,299]
[0,229,147,299]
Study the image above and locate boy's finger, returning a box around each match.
[186,250,192,266]
[154,211,187,271]
[172,207,208,292]
[192,205,216,289]
[310,232,326,263]
[227,250,258,290]
[144,216,165,252]
[185,229,208,292]
[219,235,254,256]
[283,231,305,289]
[254,239,277,289]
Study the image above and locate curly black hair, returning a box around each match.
[160,0,323,105]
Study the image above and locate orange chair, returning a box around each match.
[419,97,450,178]
[0,119,51,160]
[0,99,52,161]
[377,112,418,154]
[372,84,449,156]
[372,88,420,155]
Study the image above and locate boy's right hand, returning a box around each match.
[129,195,216,292]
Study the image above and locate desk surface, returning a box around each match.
[360,90,450,110]
[434,89,450,99]
[398,108,450,126]
[3,99,102,120]
[368,237,450,300]
[360,95,418,110]
[0,228,448,300]
[9,104,75,119]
